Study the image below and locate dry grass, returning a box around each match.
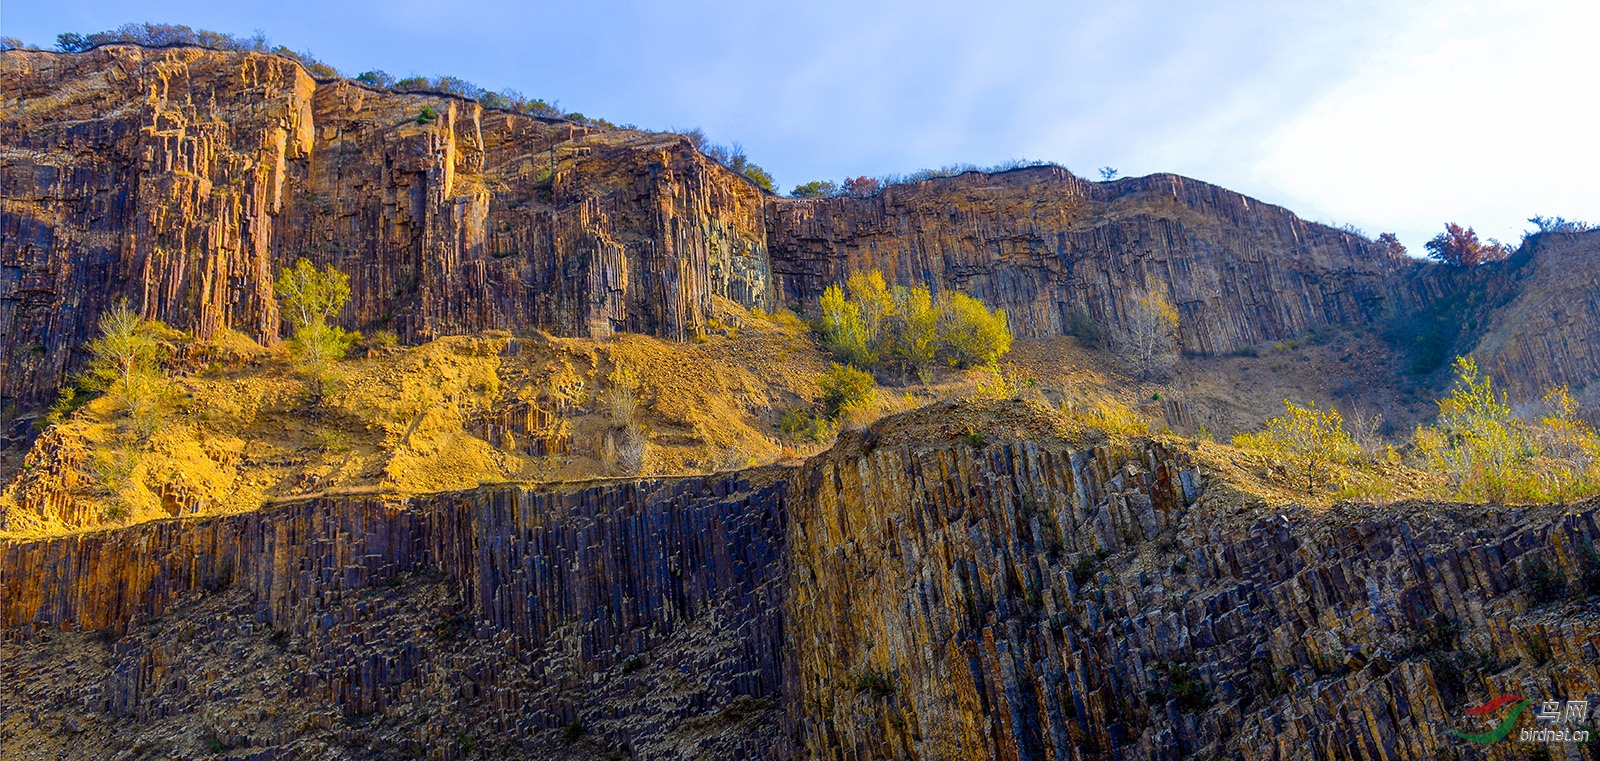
[0,303,1497,539]
[1,300,835,537]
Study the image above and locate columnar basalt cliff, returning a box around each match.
[786,422,1600,761]
[9,45,1600,419]
[2,45,771,407]
[5,404,1598,759]
[1467,230,1600,404]
[3,471,795,758]
[764,169,1414,355]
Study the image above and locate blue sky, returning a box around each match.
[5,0,1595,251]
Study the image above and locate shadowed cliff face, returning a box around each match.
[2,472,795,759]
[5,405,1597,759]
[1469,230,1600,406]
[786,426,1600,761]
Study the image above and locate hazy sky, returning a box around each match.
[5,0,1595,251]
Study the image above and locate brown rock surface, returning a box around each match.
[1468,230,1600,404]
[764,168,1412,353]
[8,45,1600,423]
[5,402,1597,759]
[1,45,771,410]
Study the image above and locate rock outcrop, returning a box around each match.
[6,404,1598,759]
[765,169,1412,354]
[3,471,794,758]
[1468,230,1600,405]
[786,423,1600,761]
[8,45,1600,421]
[1,45,771,409]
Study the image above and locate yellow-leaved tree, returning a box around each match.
[1234,399,1359,492]
[815,269,1011,381]
[1537,386,1600,500]
[274,258,359,397]
[1117,287,1181,379]
[1412,356,1536,502]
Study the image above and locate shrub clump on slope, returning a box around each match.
[816,270,1013,381]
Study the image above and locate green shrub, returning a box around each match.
[819,363,877,420]
[790,180,837,198]
[1521,556,1563,604]
[417,106,437,124]
[780,407,833,443]
[1153,662,1213,712]
[742,165,775,192]
[853,670,894,698]
[366,329,399,351]
[1067,309,1103,347]
[814,269,1012,376]
[1071,557,1096,585]
[935,291,1012,368]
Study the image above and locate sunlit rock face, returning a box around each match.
[8,46,1600,416]
[765,167,1413,355]
[1,45,771,407]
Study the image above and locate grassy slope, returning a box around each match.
[3,296,1460,539]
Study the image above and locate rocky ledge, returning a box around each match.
[4,402,1597,759]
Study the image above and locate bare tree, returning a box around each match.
[1117,288,1180,379]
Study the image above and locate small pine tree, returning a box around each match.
[84,300,158,408]
[82,299,170,432]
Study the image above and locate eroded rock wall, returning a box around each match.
[765,169,1412,355]
[2,472,792,758]
[1469,230,1600,405]
[787,436,1600,761]
[1,46,772,408]
[1,46,312,407]
[3,426,1599,759]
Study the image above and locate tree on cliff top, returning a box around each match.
[1424,223,1511,268]
[841,176,882,198]
[790,180,838,198]
[679,130,776,192]
[1376,232,1407,258]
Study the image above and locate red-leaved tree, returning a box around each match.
[1424,223,1510,267]
[841,176,882,198]
[1376,232,1407,258]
